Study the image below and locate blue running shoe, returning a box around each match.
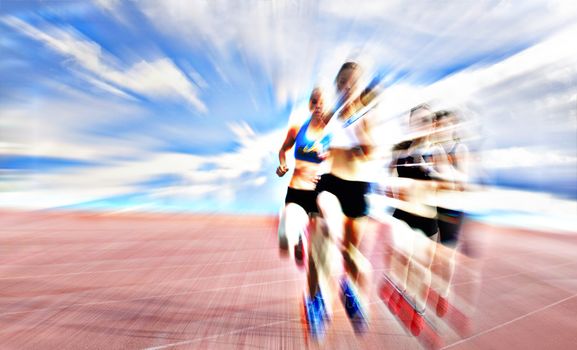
[304,294,325,340]
[340,278,369,334]
[314,289,330,323]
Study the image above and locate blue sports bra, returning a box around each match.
[294,118,330,164]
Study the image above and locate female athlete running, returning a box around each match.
[277,88,330,266]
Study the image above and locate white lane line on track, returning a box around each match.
[451,260,577,287]
[441,293,577,349]
[142,299,394,350]
[144,319,295,350]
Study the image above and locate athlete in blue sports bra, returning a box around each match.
[276,88,331,265]
[293,118,328,164]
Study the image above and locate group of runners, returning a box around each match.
[276,61,473,341]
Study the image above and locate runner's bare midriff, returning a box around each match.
[329,148,370,182]
[289,159,322,190]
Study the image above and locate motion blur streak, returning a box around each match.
[0,1,575,349]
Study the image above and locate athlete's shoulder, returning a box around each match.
[454,142,469,154]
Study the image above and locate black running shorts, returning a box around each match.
[285,187,319,214]
[393,208,439,237]
[437,207,464,244]
[315,173,369,218]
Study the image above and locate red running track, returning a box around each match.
[0,210,576,349]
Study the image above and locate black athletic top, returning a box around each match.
[395,152,432,181]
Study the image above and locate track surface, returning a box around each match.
[1,210,576,349]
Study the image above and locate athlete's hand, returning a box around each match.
[313,175,321,185]
[352,146,365,158]
[385,186,395,198]
[436,180,454,192]
[398,187,409,202]
[276,164,289,177]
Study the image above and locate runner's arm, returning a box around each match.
[277,127,297,177]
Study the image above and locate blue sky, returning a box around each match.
[1,0,576,213]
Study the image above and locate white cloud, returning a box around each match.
[109,58,206,111]
[0,117,283,209]
[93,0,120,11]
[482,147,577,169]
[0,188,135,210]
[0,80,155,159]
[320,0,577,69]
[3,0,576,213]
[1,16,207,112]
[228,121,256,141]
[366,22,577,153]
[131,0,577,113]
[137,0,324,107]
